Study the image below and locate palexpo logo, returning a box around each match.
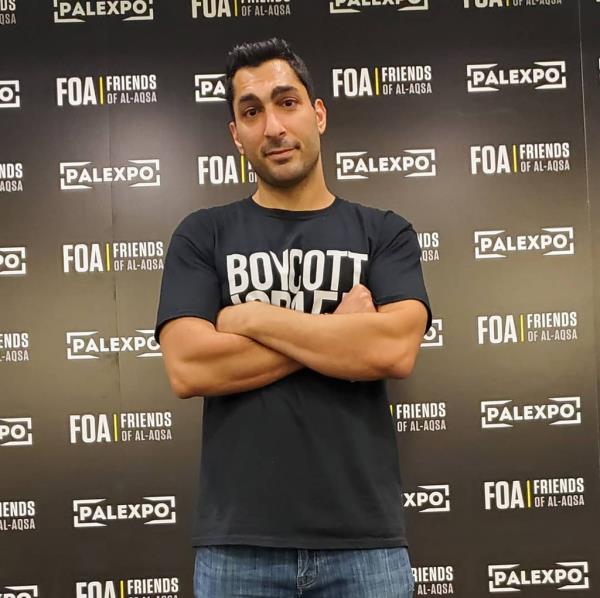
[60,159,160,190]
[329,0,428,14]
[421,318,443,348]
[0,80,20,108]
[195,73,226,102]
[53,0,154,23]
[0,418,33,447]
[481,397,581,429]
[336,149,436,180]
[403,484,450,513]
[474,227,574,259]
[72,496,176,527]
[488,561,589,592]
[0,247,26,276]
[467,61,566,92]
[0,586,39,598]
[66,330,161,360]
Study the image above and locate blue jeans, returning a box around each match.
[194,545,415,597]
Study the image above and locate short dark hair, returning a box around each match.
[225,37,316,120]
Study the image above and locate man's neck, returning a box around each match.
[252,164,335,211]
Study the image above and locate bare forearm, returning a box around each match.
[181,331,304,398]
[233,304,398,381]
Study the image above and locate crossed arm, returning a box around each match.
[159,297,428,399]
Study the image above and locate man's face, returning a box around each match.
[229,58,327,189]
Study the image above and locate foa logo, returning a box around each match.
[75,578,180,598]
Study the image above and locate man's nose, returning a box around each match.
[263,106,286,138]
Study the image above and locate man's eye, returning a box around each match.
[244,107,258,117]
[282,98,297,107]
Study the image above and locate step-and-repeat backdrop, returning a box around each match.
[1,1,599,596]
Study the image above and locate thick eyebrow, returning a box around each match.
[237,84,301,107]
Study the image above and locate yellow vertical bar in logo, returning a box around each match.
[120,579,124,598]
[519,313,525,343]
[105,242,111,272]
[512,144,517,173]
[374,67,380,96]
[113,413,118,442]
[389,404,393,416]
[234,0,238,17]
[506,0,510,6]
[99,76,104,105]
[241,155,246,184]
[527,480,532,508]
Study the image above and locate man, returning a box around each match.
[155,38,432,598]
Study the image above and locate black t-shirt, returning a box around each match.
[155,194,432,549]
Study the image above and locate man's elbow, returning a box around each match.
[166,363,208,399]
[167,372,196,399]
[171,380,198,399]
[384,349,418,380]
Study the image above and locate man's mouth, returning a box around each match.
[266,147,296,157]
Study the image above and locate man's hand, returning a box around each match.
[216,284,376,335]
[333,284,377,315]
[215,301,255,335]
[210,284,424,381]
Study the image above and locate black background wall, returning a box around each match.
[1,1,599,596]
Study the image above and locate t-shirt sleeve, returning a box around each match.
[154,211,222,343]
[367,210,433,334]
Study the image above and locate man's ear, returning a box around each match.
[314,98,327,135]
[229,120,244,154]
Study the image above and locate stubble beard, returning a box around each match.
[251,147,321,190]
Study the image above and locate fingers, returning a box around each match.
[333,283,376,314]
